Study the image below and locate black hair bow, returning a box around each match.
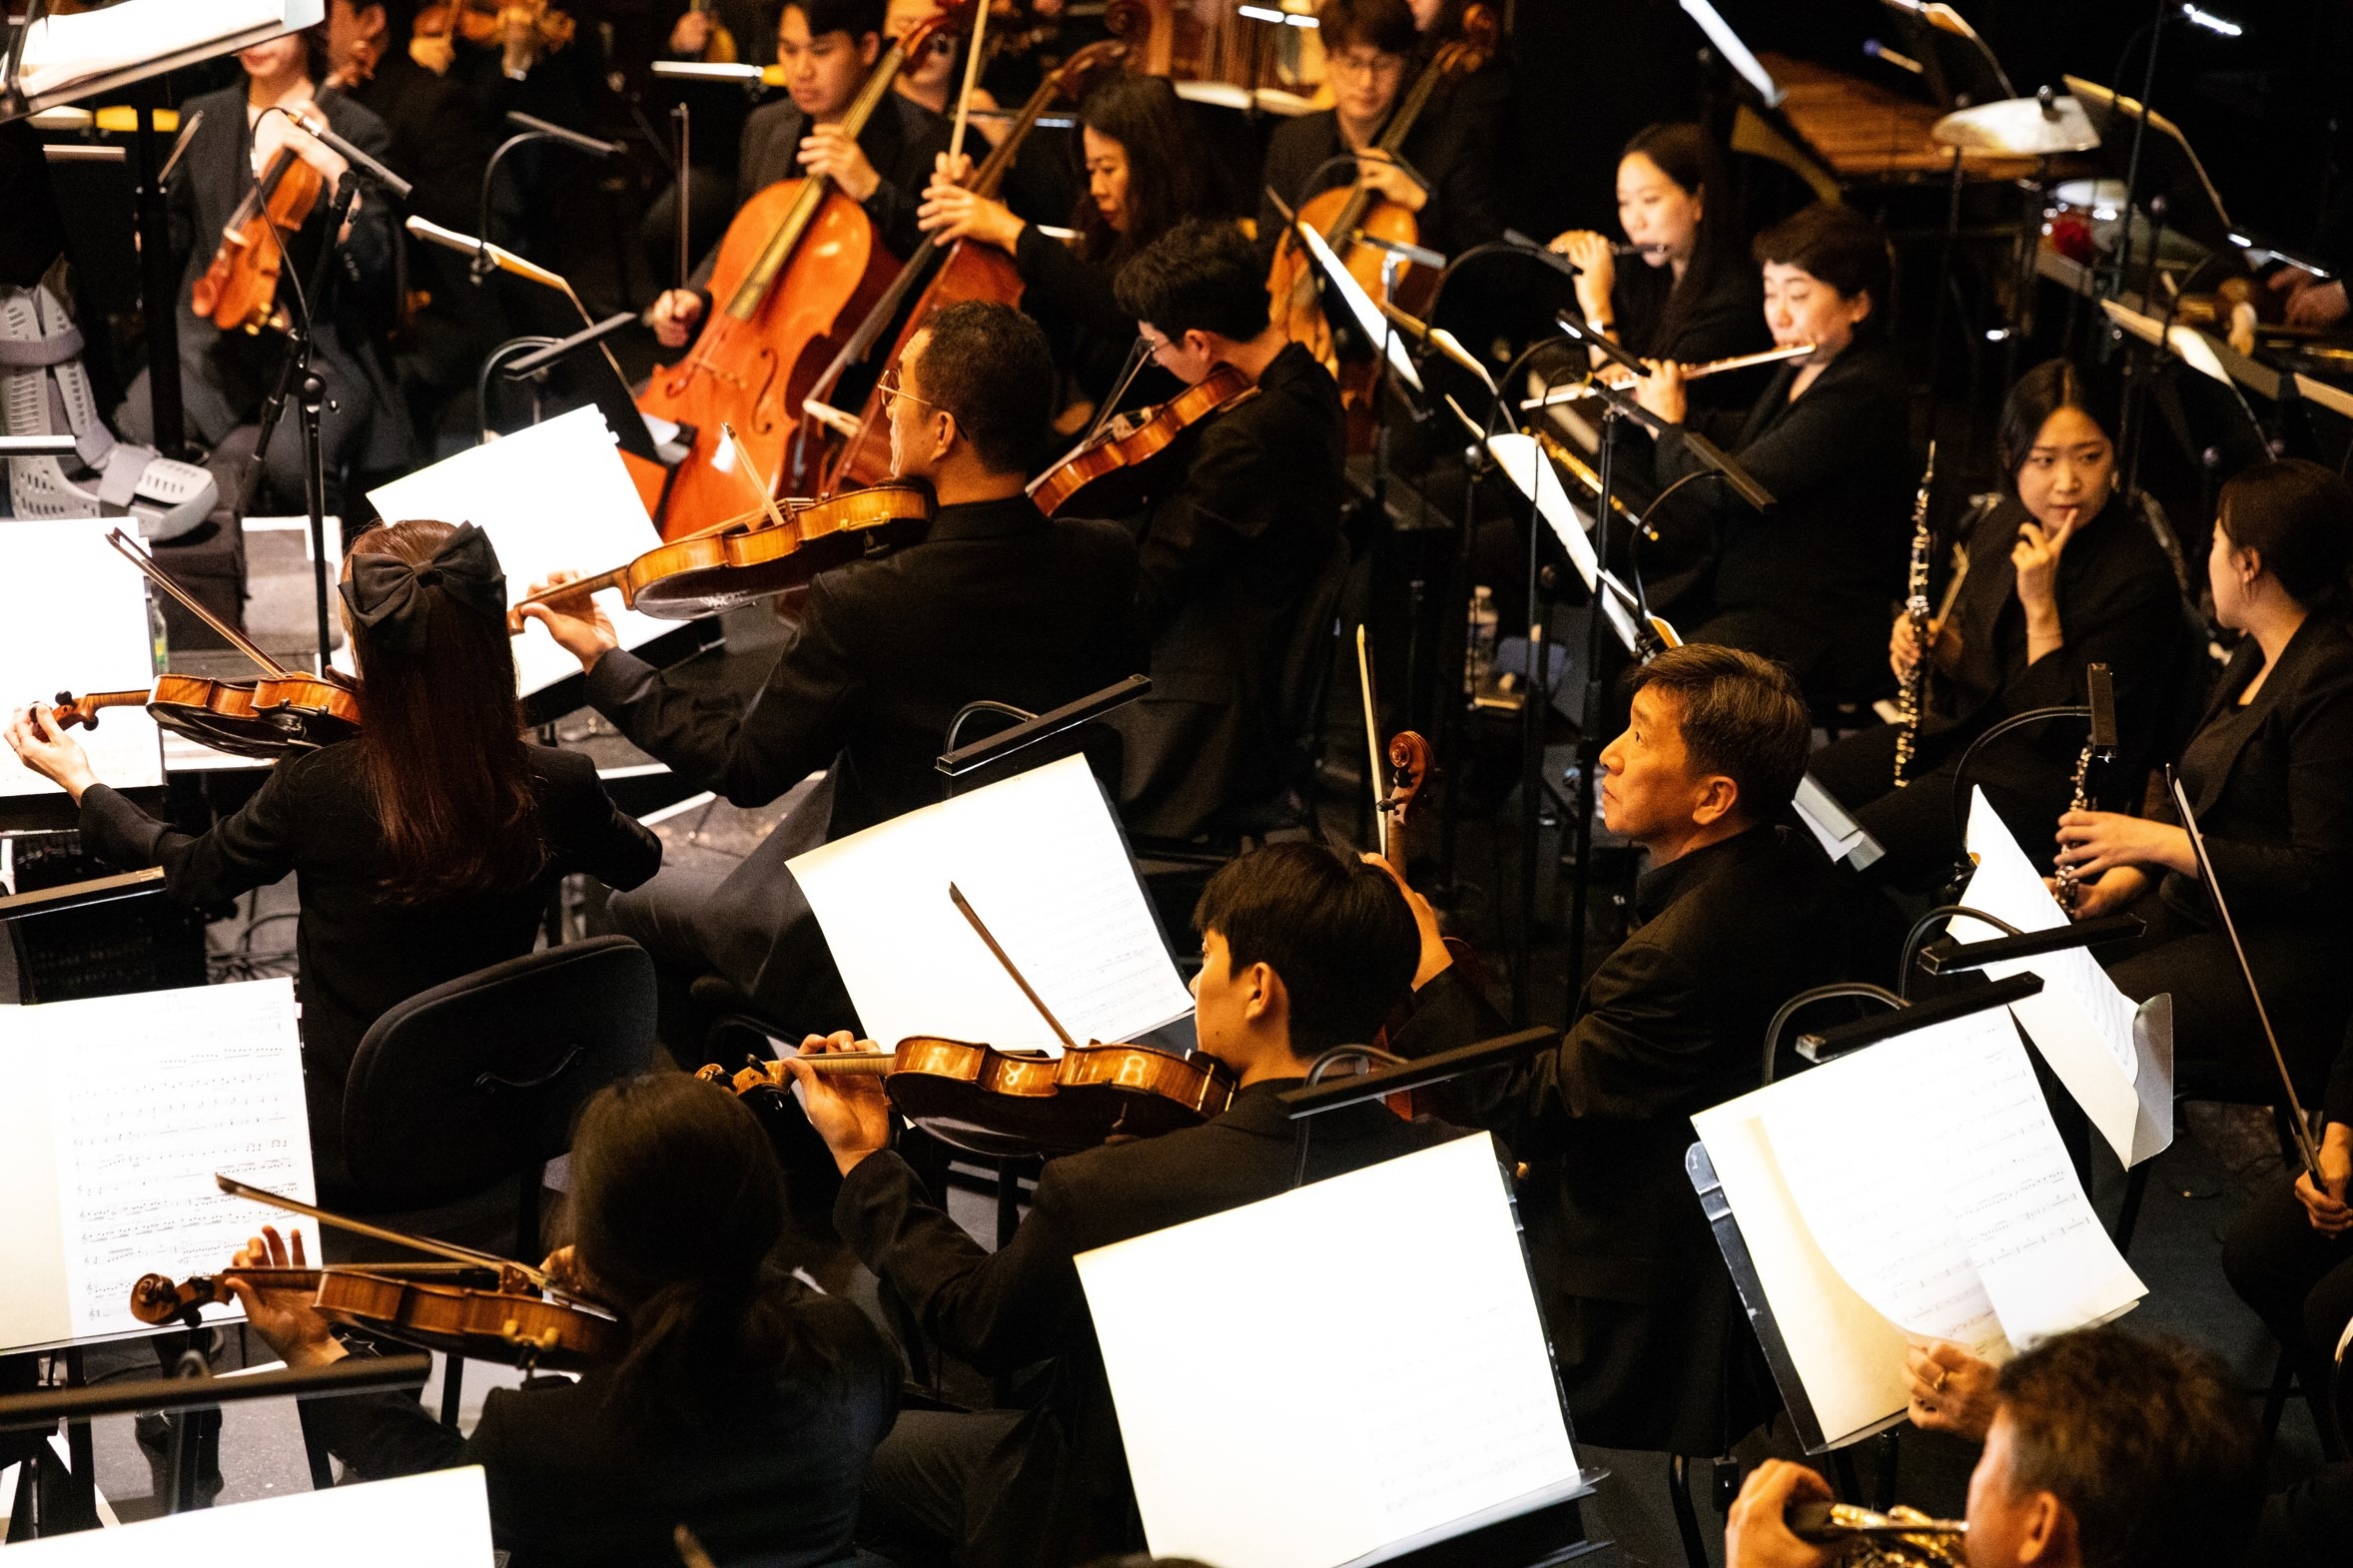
[340,522,508,651]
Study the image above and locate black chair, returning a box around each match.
[335,935,658,1423]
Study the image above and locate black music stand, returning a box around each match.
[493,311,663,464]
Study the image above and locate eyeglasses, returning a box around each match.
[1326,50,1405,79]
[879,368,939,415]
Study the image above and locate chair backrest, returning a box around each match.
[341,936,657,1208]
[1267,536,1352,800]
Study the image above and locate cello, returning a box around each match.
[627,1,973,536]
[1263,4,1495,436]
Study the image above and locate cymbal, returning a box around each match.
[1932,94,2098,156]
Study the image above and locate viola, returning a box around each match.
[1264,3,1496,443]
[808,35,1131,495]
[190,61,369,335]
[627,2,974,536]
[1028,363,1257,516]
[701,1037,1237,1161]
[514,481,935,625]
[196,1175,622,1371]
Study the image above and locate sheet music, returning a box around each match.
[1957,788,2162,1167]
[1078,1135,1582,1568]
[1288,221,1422,390]
[16,2,317,100]
[24,981,313,1347]
[0,519,163,799]
[366,406,677,702]
[3,1465,493,1566]
[1486,433,1598,590]
[790,754,1193,1051]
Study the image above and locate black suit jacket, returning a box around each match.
[1927,490,2193,802]
[302,1286,899,1568]
[1655,341,1915,690]
[584,497,1138,1017]
[689,91,947,284]
[836,1082,1461,1568]
[1108,344,1347,840]
[1391,824,1862,1450]
[163,83,407,471]
[77,745,660,1187]
[1254,101,1506,265]
[2154,612,2353,924]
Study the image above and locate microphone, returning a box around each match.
[2086,662,2118,757]
[298,111,413,202]
[503,111,624,159]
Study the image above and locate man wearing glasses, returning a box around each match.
[524,303,1138,1043]
[1105,219,1347,841]
[1254,0,1504,268]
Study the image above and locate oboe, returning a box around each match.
[2054,740,2096,914]
[2055,663,2118,915]
[1892,441,1938,787]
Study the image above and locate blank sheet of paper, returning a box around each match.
[0,519,162,799]
[790,754,1193,1051]
[1079,1135,1582,1568]
[4,1464,492,1567]
[0,979,315,1352]
[1957,788,2165,1167]
[366,406,675,701]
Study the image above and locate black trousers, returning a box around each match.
[1808,720,2068,892]
[2222,1180,2353,1451]
[855,1408,1024,1568]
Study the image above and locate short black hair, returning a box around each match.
[910,301,1055,474]
[1995,1328,2262,1568]
[1995,359,2119,486]
[2216,456,2353,616]
[789,0,885,41]
[1114,219,1269,344]
[1626,643,1809,818]
[1318,0,1416,56]
[1752,202,1893,333]
[1192,843,1419,1056]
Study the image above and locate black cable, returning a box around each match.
[1899,904,2022,1001]
[1761,983,1904,1084]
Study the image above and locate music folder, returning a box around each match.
[1079,1134,1602,1568]
[0,1465,493,1564]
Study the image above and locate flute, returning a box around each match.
[1519,344,1816,408]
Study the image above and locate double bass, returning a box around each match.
[628,1,972,535]
[1263,4,1496,435]
[812,36,1132,494]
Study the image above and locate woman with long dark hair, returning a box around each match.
[915,71,1227,412]
[1548,122,1766,384]
[5,519,661,1192]
[1809,359,2197,887]
[223,1072,900,1566]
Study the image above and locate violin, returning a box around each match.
[1265,2,1496,444]
[412,0,574,80]
[130,1261,496,1321]
[49,673,359,761]
[627,1,974,535]
[702,1038,1236,1161]
[514,478,935,625]
[1028,363,1258,517]
[186,1175,622,1371]
[809,36,1132,495]
[189,61,369,335]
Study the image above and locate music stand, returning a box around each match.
[2062,75,2234,257]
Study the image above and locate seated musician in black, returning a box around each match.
[1634,203,1914,707]
[1379,644,1863,1455]
[1255,0,1504,266]
[1545,123,1768,410]
[2056,459,2353,1106]
[784,843,1453,1568]
[646,0,951,352]
[114,25,409,506]
[1103,218,1346,841]
[524,302,1137,1031]
[1810,360,2195,888]
[918,72,1230,414]
[223,1073,900,1568]
[5,522,661,1195]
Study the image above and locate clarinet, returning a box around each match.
[2054,738,2097,914]
[1892,441,1938,788]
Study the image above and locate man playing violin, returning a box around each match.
[647,0,953,350]
[525,302,1136,1039]
[787,842,1455,1568]
[1103,218,1347,842]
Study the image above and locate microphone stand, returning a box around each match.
[248,174,368,676]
